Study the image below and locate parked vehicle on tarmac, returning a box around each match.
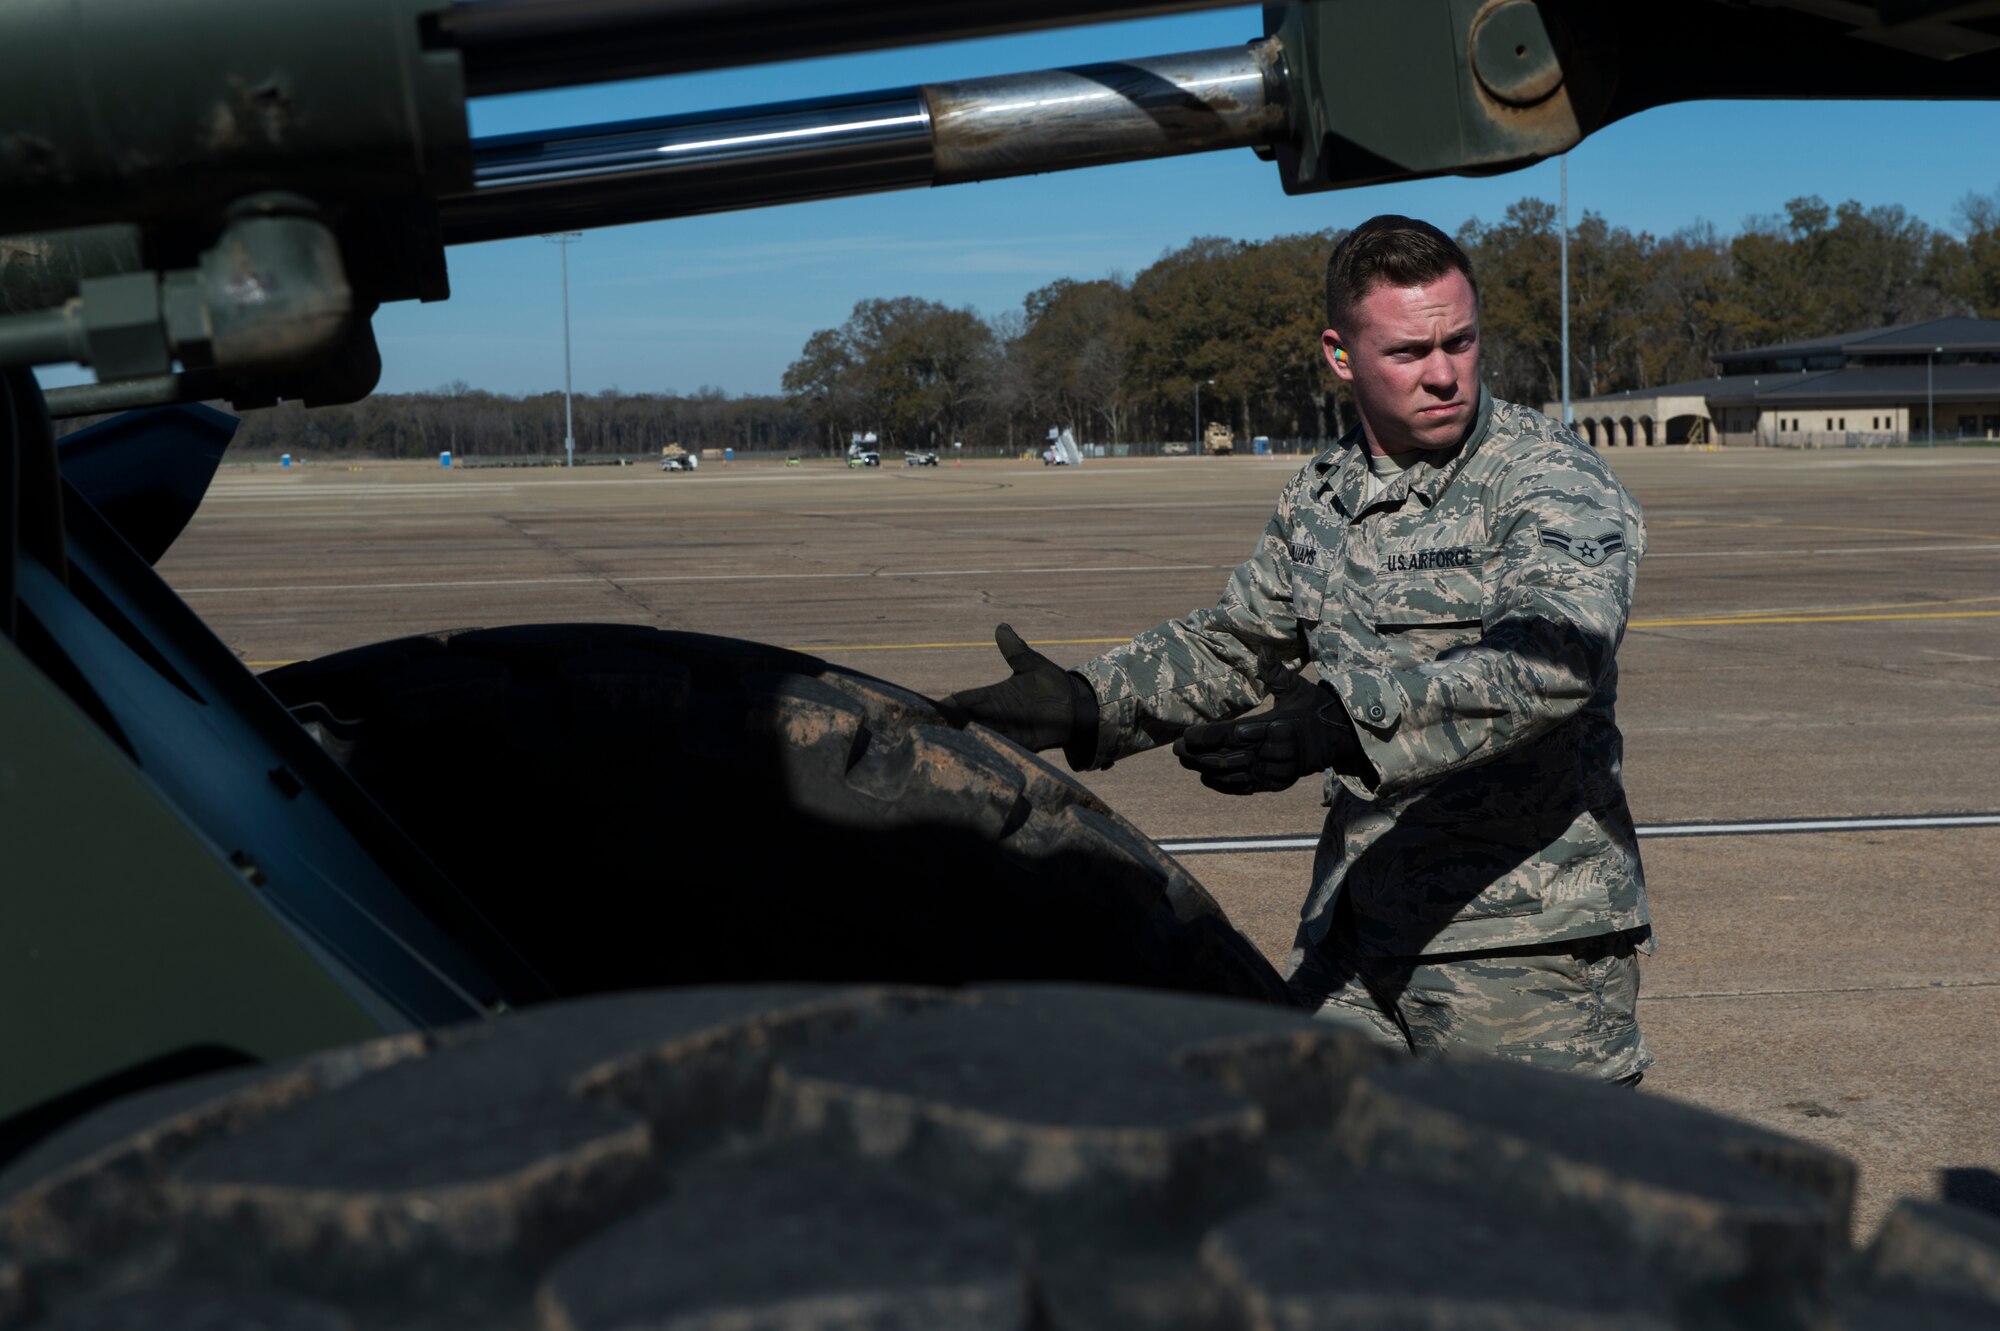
[3,2,1994,1324]
[904,451,938,466]
[847,450,881,468]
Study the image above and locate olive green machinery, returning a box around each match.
[4,0,1998,1157]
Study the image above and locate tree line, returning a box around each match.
[154,383,817,462]
[788,189,2000,451]
[91,188,2000,459]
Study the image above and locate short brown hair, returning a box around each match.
[1324,215,1478,327]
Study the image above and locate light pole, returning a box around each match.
[1927,345,1941,446]
[544,232,582,467]
[1194,378,1214,453]
[1559,155,1572,427]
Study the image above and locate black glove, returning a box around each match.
[1173,677,1362,795]
[944,623,1096,757]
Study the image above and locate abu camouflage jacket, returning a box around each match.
[1074,392,1650,958]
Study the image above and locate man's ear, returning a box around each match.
[1322,329,1353,382]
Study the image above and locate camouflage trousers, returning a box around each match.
[1287,918,1653,1085]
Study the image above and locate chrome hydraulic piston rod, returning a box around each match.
[441,41,1289,245]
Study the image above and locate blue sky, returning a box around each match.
[35,5,2000,398]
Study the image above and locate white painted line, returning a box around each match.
[1158,812,2000,855]
[182,575,601,595]
[1162,836,1322,854]
[212,485,509,494]
[1639,813,2000,837]
[203,464,1299,498]
[646,563,1223,583]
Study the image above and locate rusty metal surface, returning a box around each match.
[0,227,141,315]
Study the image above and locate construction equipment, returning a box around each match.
[5,4,2000,1323]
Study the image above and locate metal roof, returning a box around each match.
[1735,362,2000,404]
[1570,373,1772,406]
[1842,317,2000,354]
[1714,317,2000,365]
[1567,363,2000,410]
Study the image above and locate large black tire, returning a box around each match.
[4,984,1992,1330]
[259,625,1289,1005]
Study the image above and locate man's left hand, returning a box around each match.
[1173,677,1363,794]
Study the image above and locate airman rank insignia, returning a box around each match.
[1539,529,1625,567]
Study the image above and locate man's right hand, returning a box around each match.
[943,623,1094,756]
[1172,675,1362,794]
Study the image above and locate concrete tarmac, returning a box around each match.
[161,447,2000,1236]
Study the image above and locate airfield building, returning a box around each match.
[1551,316,2000,447]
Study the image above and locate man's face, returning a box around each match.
[1322,270,1480,456]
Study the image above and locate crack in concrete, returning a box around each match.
[495,514,675,628]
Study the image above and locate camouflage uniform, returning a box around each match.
[1072,391,1652,1081]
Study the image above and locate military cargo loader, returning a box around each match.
[2,2,1997,1324]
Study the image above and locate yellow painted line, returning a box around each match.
[244,638,1125,667]
[246,608,2000,665]
[1646,592,2000,622]
[1781,521,2000,544]
[242,637,1133,667]
[1687,517,2000,544]
[815,608,2000,652]
[1633,608,2000,629]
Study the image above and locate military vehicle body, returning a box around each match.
[4,1,2000,1324]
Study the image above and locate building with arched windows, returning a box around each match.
[1548,317,2000,446]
